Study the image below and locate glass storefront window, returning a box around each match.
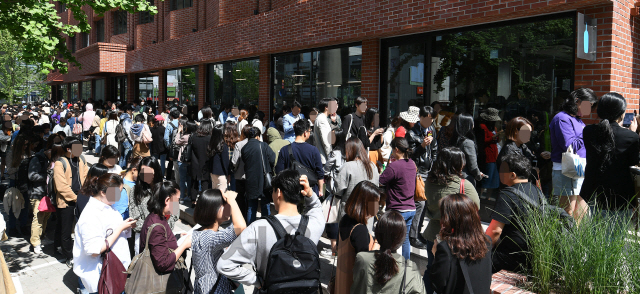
[80,81,91,100]
[429,18,574,121]
[70,83,79,101]
[94,79,105,101]
[166,67,198,106]
[207,59,259,112]
[273,45,361,117]
[61,84,68,101]
[137,72,160,105]
[111,76,127,104]
[384,16,574,126]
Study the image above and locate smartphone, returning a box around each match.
[623,113,635,128]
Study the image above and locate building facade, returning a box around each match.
[48,0,640,125]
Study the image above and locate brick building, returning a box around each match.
[48,0,640,125]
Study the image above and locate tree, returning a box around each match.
[0,0,158,74]
[0,30,49,103]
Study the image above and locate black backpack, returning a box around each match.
[259,215,321,294]
[287,145,318,187]
[16,157,31,198]
[32,153,54,202]
[167,122,180,160]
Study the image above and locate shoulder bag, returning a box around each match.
[259,143,274,194]
[180,135,193,163]
[561,144,586,179]
[124,223,189,294]
[414,162,426,202]
[287,144,318,187]
[72,117,83,135]
[98,229,127,294]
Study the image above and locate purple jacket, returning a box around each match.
[379,159,416,211]
[549,111,586,163]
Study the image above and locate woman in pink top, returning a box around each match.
[78,103,96,141]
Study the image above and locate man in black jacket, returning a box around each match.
[407,106,437,249]
[241,126,276,224]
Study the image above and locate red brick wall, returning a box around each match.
[136,22,157,49]
[220,0,258,24]
[361,39,379,108]
[271,0,295,10]
[164,7,197,40]
[206,0,220,29]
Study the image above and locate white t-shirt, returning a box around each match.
[73,197,132,293]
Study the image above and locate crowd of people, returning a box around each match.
[0,87,637,294]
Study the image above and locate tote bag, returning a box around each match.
[561,145,586,179]
[322,195,340,224]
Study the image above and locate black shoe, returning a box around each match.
[65,258,73,268]
[410,238,427,250]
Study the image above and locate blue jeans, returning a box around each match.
[94,134,101,154]
[422,240,435,294]
[119,141,132,168]
[178,161,191,200]
[247,198,270,225]
[153,153,167,177]
[398,210,416,260]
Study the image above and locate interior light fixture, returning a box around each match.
[236,78,246,81]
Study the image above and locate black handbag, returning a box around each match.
[180,135,193,163]
[259,143,274,193]
[288,144,318,187]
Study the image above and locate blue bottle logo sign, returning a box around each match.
[584,22,589,54]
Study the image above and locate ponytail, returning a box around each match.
[592,118,615,172]
[373,249,398,286]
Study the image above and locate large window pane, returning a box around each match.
[273,45,361,117]
[166,67,198,107]
[80,81,91,100]
[429,18,574,121]
[94,79,105,101]
[96,19,105,42]
[387,43,425,119]
[137,72,159,104]
[70,83,79,101]
[207,59,259,111]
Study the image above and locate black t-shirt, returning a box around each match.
[491,182,541,253]
[338,214,371,254]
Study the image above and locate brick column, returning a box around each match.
[259,54,271,120]
[158,69,167,111]
[198,64,206,109]
[127,73,135,103]
[361,38,380,109]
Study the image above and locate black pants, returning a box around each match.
[235,179,248,221]
[190,179,211,202]
[410,200,427,241]
[54,205,75,260]
[166,159,174,180]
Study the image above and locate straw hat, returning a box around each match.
[480,108,501,122]
[399,106,420,124]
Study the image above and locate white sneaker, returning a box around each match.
[33,245,42,254]
[320,248,334,258]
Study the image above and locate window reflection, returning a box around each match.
[207,59,259,111]
[94,79,105,101]
[166,67,198,106]
[137,72,159,104]
[387,43,425,120]
[273,45,361,116]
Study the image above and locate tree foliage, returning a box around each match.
[0,0,158,74]
[0,30,49,103]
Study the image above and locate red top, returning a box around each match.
[139,213,178,273]
[395,126,406,138]
[481,124,498,163]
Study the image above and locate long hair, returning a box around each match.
[333,129,347,154]
[428,147,465,186]
[208,124,225,157]
[561,88,597,117]
[224,121,239,149]
[196,120,213,137]
[147,181,180,216]
[345,137,374,180]
[439,193,488,261]
[450,113,476,148]
[364,107,379,133]
[80,163,110,195]
[132,156,163,206]
[590,92,626,172]
[373,211,406,286]
[10,134,34,168]
[344,181,381,224]
[238,109,249,123]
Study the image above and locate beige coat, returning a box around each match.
[54,156,89,209]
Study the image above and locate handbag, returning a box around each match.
[259,144,274,194]
[37,196,56,213]
[141,126,153,144]
[561,145,586,179]
[98,229,127,294]
[287,144,318,187]
[73,118,83,135]
[414,163,426,202]
[124,223,188,294]
[322,194,340,224]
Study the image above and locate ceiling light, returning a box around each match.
[235,79,246,81]
[348,81,361,83]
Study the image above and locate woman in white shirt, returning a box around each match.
[52,118,72,137]
[98,145,123,174]
[103,112,120,148]
[73,173,137,294]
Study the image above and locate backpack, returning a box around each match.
[167,122,180,160]
[287,145,318,187]
[16,157,31,198]
[502,185,575,233]
[33,153,54,203]
[115,120,131,145]
[57,155,87,173]
[259,215,321,294]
